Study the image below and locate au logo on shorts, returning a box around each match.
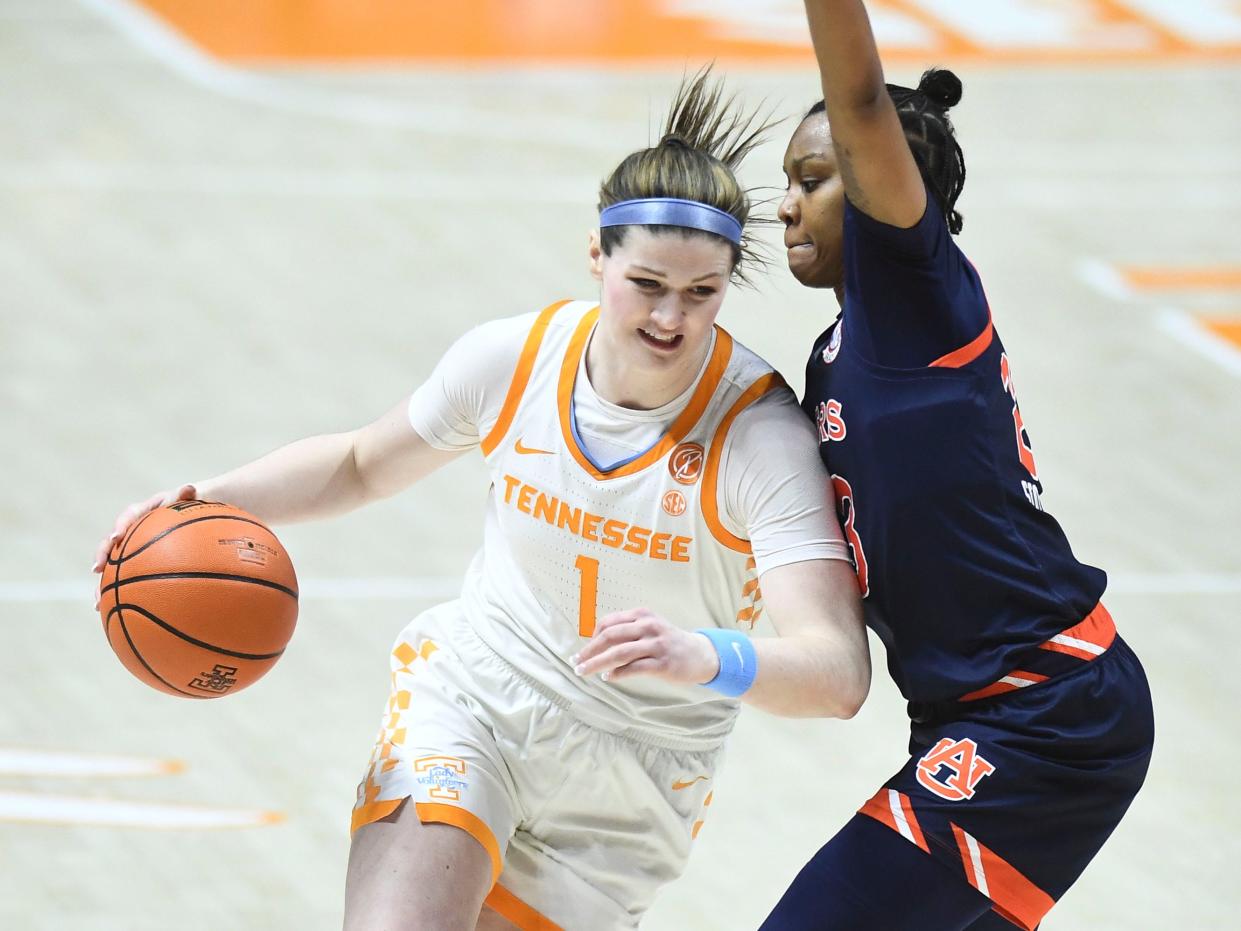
[915,737,996,802]
[414,755,470,802]
[669,443,705,485]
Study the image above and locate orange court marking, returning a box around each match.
[134,0,1241,65]
[1120,267,1241,291]
[1202,318,1241,350]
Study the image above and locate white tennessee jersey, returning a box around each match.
[412,299,844,743]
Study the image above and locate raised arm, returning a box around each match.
[802,0,926,227]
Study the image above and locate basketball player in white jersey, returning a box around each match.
[93,72,871,930]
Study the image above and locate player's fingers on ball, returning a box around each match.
[114,500,149,537]
[169,484,196,504]
[91,537,111,573]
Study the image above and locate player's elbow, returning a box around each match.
[835,678,868,720]
[832,657,871,720]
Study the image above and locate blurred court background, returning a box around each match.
[3,1,1239,928]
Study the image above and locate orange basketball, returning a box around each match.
[98,500,298,699]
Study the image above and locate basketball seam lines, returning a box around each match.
[108,506,163,676]
[106,513,276,566]
[106,603,286,661]
[115,614,206,699]
[99,572,299,600]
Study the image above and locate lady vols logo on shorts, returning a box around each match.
[414,755,470,802]
[668,443,704,485]
[915,737,996,802]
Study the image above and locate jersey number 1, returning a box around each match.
[574,555,599,637]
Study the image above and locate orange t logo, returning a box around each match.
[414,755,469,802]
[915,737,996,802]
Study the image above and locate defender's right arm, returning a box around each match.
[802,0,926,228]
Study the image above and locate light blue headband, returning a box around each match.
[599,198,743,246]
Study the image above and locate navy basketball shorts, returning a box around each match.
[761,632,1154,930]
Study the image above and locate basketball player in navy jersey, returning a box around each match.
[761,2,1155,928]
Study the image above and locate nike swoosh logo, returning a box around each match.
[731,642,745,670]
[514,439,554,456]
[671,776,709,791]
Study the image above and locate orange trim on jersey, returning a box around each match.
[1036,603,1116,662]
[929,318,994,369]
[350,797,404,834]
[415,802,503,884]
[556,312,734,480]
[959,670,1049,702]
[700,372,786,553]
[950,822,1056,931]
[960,603,1115,702]
[859,787,929,854]
[480,300,571,457]
[484,883,564,931]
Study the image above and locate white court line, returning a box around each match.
[72,0,627,148]
[1,577,463,603]
[0,748,182,778]
[0,162,596,203]
[0,791,281,829]
[1078,260,1241,378]
[7,164,1239,209]
[1156,308,1241,378]
[2,574,1239,604]
[1076,259,1136,303]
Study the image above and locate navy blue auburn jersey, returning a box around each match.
[803,190,1106,703]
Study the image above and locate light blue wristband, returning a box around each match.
[696,628,757,697]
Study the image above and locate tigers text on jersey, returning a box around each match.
[411,299,844,743]
[803,197,1106,705]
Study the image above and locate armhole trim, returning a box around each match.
[479,300,570,456]
[701,372,787,554]
[928,315,994,369]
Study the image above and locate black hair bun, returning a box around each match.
[917,68,962,109]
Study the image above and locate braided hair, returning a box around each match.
[806,67,967,234]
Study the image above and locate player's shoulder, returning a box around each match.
[717,328,780,388]
[710,329,808,433]
[459,299,593,352]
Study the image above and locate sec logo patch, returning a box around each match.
[662,490,687,516]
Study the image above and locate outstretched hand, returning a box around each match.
[92,483,198,607]
[572,608,720,686]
